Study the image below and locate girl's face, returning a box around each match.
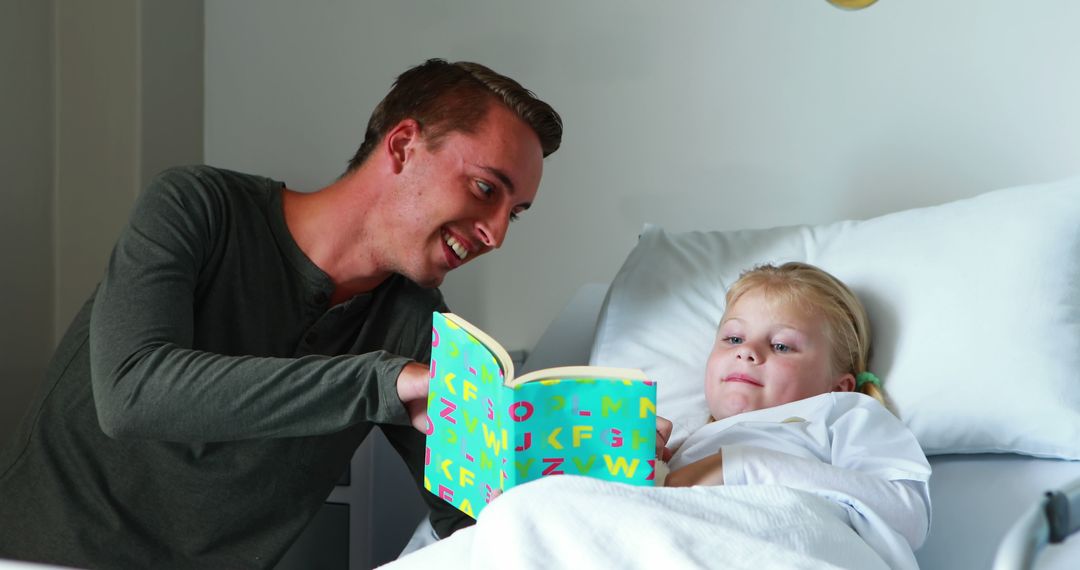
[704,289,855,420]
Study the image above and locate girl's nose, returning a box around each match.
[736,345,758,363]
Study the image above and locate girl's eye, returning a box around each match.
[476,180,494,196]
[509,211,521,223]
[773,343,791,353]
[722,336,743,345]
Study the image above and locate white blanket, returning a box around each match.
[384,476,890,570]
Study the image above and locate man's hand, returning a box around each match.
[396,362,430,432]
[656,415,674,462]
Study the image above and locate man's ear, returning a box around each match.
[384,119,421,174]
[833,373,856,393]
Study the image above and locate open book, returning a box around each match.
[423,312,658,519]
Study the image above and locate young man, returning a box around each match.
[0,59,562,569]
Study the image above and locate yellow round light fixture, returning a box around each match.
[827,0,879,9]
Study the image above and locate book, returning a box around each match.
[423,311,658,519]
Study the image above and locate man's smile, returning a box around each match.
[441,229,469,269]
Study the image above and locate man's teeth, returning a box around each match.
[444,232,468,261]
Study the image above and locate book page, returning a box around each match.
[511,365,648,387]
[442,312,514,382]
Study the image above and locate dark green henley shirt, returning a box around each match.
[0,166,469,569]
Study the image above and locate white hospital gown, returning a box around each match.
[669,392,932,570]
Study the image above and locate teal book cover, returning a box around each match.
[424,312,658,519]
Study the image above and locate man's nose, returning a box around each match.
[475,211,509,250]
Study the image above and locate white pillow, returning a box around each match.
[590,177,1080,458]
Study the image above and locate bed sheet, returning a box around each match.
[384,475,896,570]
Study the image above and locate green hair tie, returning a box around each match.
[856,371,881,389]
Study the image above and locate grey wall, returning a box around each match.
[0,0,55,441]
[54,0,140,330]
[204,0,1080,353]
[138,0,204,192]
[54,0,204,333]
[0,0,202,445]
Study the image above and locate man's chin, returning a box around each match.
[420,276,444,288]
[406,269,446,289]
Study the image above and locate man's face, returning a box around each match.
[387,103,544,288]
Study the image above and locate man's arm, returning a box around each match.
[89,168,415,442]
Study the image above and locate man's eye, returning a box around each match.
[773,343,791,353]
[510,211,521,223]
[476,180,494,196]
[722,336,743,345]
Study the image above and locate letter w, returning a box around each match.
[603,455,640,478]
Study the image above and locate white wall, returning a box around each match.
[0,0,54,441]
[204,0,1080,353]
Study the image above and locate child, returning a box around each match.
[658,262,931,570]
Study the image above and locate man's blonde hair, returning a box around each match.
[724,262,885,405]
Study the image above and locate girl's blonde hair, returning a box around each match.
[724,262,886,406]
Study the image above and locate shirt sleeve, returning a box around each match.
[723,445,930,549]
[720,395,933,550]
[89,167,416,442]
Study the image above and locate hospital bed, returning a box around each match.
[388,178,1080,569]
[389,284,1079,570]
[523,284,1080,570]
